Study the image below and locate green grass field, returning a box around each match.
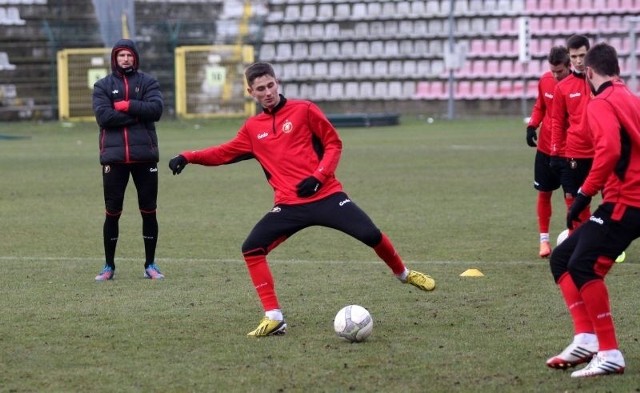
[1,116,639,392]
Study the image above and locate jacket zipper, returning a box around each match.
[123,76,130,162]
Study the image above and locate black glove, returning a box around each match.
[566,190,592,230]
[296,176,322,198]
[168,155,188,175]
[526,126,537,147]
[549,156,567,175]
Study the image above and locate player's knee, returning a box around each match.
[549,252,567,283]
[361,229,382,248]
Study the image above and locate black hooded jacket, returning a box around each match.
[92,39,163,164]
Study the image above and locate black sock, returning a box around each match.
[103,213,120,269]
[141,211,158,268]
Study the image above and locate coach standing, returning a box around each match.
[92,38,165,281]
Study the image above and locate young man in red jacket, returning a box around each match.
[550,35,593,231]
[168,62,435,337]
[526,46,571,258]
[546,43,635,378]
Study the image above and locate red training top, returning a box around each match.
[528,71,558,155]
[181,97,344,205]
[581,80,640,210]
[550,72,594,159]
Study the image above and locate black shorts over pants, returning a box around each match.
[242,192,382,256]
[550,203,640,288]
[533,151,561,192]
[102,162,158,213]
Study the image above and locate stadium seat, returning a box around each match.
[300,4,315,22]
[313,62,328,78]
[283,83,299,99]
[484,81,499,99]
[0,52,16,70]
[324,41,340,59]
[384,41,399,56]
[259,44,275,60]
[329,61,343,77]
[294,23,309,38]
[403,60,417,77]
[384,20,398,37]
[369,41,384,58]
[354,22,368,37]
[360,81,374,99]
[388,81,403,99]
[373,60,388,77]
[284,4,300,20]
[329,82,344,100]
[412,20,428,37]
[456,80,473,99]
[335,3,350,19]
[359,61,373,76]
[282,63,298,79]
[370,21,384,37]
[310,23,324,38]
[397,2,411,16]
[367,2,382,18]
[355,41,370,57]
[317,3,332,20]
[425,0,441,15]
[315,82,329,100]
[343,61,359,78]
[399,40,414,55]
[351,3,366,19]
[402,81,416,99]
[344,81,359,99]
[309,42,324,59]
[374,81,387,99]
[325,23,340,38]
[388,60,402,76]
[417,60,430,76]
[411,1,426,15]
[276,43,292,61]
[340,42,355,59]
[381,1,395,16]
[292,43,309,60]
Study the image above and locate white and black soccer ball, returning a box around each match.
[333,305,373,342]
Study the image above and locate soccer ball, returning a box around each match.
[333,305,373,342]
[557,229,569,246]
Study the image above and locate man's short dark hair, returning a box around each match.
[245,62,276,86]
[566,34,590,51]
[548,46,570,67]
[584,42,620,77]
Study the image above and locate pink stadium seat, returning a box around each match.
[472,81,486,99]
[484,81,499,99]
[485,60,499,77]
[456,80,473,99]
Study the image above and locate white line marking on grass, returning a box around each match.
[0,255,534,265]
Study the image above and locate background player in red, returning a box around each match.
[526,46,571,258]
[168,62,436,337]
[546,42,635,378]
[550,35,593,232]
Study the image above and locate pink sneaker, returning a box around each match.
[95,265,114,281]
[144,263,165,280]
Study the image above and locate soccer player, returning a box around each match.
[549,35,593,232]
[526,46,571,258]
[92,38,165,281]
[168,62,436,337]
[546,42,634,378]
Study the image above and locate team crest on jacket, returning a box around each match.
[104,165,111,174]
[282,120,293,134]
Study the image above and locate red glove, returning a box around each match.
[114,100,130,112]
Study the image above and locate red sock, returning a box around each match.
[244,254,280,311]
[537,191,553,234]
[373,233,406,275]
[580,279,618,350]
[557,273,594,335]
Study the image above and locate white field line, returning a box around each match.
[0,255,530,265]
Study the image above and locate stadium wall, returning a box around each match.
[1,0,639,121]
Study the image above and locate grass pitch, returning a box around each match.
[1,116,639,392]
